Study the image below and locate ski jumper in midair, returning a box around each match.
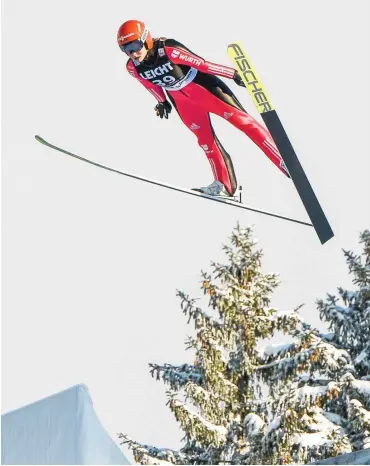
[118,20,290,197]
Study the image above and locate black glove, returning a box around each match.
[233,70,246,87]
[155,100,172,119]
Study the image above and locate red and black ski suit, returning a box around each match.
[126,38,289,195]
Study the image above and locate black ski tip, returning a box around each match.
[35,135,47,145]
[319,229,335,245]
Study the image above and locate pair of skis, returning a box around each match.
[35,42,333,243]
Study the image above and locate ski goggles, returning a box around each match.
[120,39,145,55]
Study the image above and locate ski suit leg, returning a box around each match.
[220,107,289,177]
[204,87,290,177]
[168,94,238,195]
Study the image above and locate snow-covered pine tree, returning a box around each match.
[118,225,356,465]
[255,323,353,464]
[316,230,370,452]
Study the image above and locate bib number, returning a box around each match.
[152,76,176,87]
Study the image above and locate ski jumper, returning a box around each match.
[126,38,290,195]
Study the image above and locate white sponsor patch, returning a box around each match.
[178,53,201,66]
[139,62,174,79]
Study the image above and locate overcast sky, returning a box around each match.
[2,0,370,462]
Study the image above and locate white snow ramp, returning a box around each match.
[1,384,130,465]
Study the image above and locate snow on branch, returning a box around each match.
[168,397,227,448]
[256,336,351,379]
[118,432,185,465]
[149,363,202,391]
[342,373,370,406]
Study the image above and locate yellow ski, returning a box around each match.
[227,42,334,245]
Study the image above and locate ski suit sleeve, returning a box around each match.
[163,39,236,80]
[126,60,167,103]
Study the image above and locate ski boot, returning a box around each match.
[192,180,231,198]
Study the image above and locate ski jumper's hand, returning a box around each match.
[233,71,246,87]
[155,101,172,119]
